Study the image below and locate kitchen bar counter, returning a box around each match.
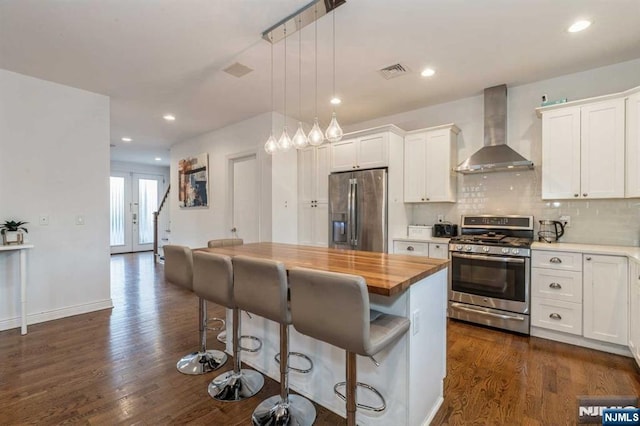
[199,242,448,296]
[202,242,448,426]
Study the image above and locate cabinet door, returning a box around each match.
[425,129,455,202]
[583,254,628,345]
[393,241,429,256]
[357,133,388,169]
[629,260,640,366]
[541,107,581,199]
[298,148,316,203]
[315,145,330,203]
[429,242,448,259]
[403,133,427,202]
[580,99,625,199]
[626,92,640,197]
[330,138,357,172]
[298,203,314,246]
[312,203,328,246]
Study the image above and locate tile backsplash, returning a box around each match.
[411,167,640,247]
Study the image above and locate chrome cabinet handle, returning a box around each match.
[549,257,562,263]
[435,245,440,248]
[574,193,579,197]
[585,256,592,261]
[407,246,415,251]
[583,193,588,197]
[549,313,562,320]
[549,282,562,289]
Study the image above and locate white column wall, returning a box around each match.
[0,69,112,331]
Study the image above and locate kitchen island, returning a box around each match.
[201,243,448,426]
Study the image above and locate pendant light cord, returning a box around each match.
[332,2,336,112]
[314,4,318,118]
[270,33,274,135]
[283,24,287,123]
[299,15,302,119]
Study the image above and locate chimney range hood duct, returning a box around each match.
[455,84,534,174]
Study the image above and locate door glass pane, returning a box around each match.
[110,176,125,246]
[138,179,158,245]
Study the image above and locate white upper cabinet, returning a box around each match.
[404,124,459,203]
[298,144,329,204]
[540,98,625,199]
[626,90,640,197]
[330,132,388,172]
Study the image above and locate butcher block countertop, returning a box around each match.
[199,242,448,297]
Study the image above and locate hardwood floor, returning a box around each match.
[0,252,638,425]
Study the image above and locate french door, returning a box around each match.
[110,172,165,254]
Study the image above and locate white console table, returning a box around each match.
[1,244,34,335]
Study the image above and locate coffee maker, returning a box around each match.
[538,220,565,243]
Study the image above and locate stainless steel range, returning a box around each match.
[448,215,534,334]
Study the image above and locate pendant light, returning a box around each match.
[307,4,324,146]
[292,14,309,149]
[325,2,343,143]
[277,24,293,152]
[264,33,278,155]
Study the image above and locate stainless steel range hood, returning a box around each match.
[456,85,534,174]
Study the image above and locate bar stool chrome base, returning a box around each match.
[252,394,316,426]
[176,349,227,375]
[208,369,264,401]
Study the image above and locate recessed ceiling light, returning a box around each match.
[330,97,341,105]
[163,114,176,121]
[568,20,591,33]
[155,157,162,161]
[421,68,436,77]
[121,137,132,142]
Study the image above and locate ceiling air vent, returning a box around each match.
[378,63,410,80]
[223,62,254,78]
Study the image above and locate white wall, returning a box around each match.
[0,69,111,331]
[346,58,640,246]
[169,112,298,248]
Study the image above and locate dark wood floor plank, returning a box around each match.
[0,252,638,425]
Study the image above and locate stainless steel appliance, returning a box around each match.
[448,215,534,334]
[328,168,387,253]
[538,220,565,243]
[433,223,458,237]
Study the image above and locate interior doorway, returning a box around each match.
[110,172,165,254]
[229,153,260,243]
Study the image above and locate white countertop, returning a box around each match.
[532,241,640,262]
[393,236,451,244]
[0,244,34,251]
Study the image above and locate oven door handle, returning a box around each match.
[450,302,526,321]
[451,252,525,264]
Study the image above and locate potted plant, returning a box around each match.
[1,220,28,245]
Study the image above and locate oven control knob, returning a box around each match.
[511,248,520,255]
[482,246,490,253]
[501,248,510,254]
[455,245,463,251]
[464,245,472,252]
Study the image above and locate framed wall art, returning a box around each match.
[178,153,209,208]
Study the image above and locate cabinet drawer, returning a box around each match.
[393,241,429,256]
[531,268,582,303]
[429,243,448,259]
[532,250,582,271]
[531,298,582,335]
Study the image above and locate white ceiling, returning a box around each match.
[2,0,640,166]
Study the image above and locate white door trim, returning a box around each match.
[226,149,262,241]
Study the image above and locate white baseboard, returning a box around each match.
[0,299,113,332]
[423,395,444,426]
[531,326,632,357]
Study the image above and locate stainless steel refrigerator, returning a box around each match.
[328,168,387,253]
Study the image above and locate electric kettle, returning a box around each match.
[538,220,565,243]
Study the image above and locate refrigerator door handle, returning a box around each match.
[348,178,357,247]
[352,179,358,247]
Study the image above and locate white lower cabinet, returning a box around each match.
[532,250,629,346]
[392,240,448,259]
[297,203,328,247]
[583,254,628,345]
[629,259,640,366]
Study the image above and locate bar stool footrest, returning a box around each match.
[239,335,263,353]
[274,351,314,373]
[206,317,225,332]
[334,381,386,412]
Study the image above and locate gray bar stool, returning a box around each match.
[233,255,316,426]
[207,238,262,353]
[288,267,410,426]
[163,245,227,375]
[193,251,264,401]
